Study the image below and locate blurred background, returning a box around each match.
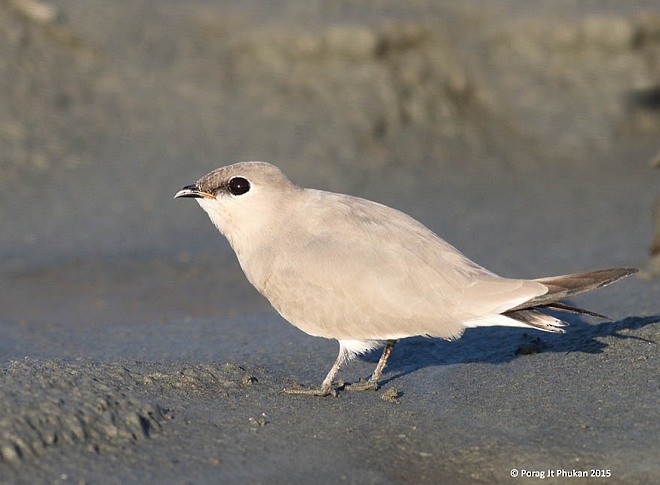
[0,0,659,328]
[0,2,659,480]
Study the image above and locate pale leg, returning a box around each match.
[284,346,348,397]
[345,339,396,392]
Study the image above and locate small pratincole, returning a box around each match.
[175,161,637,396]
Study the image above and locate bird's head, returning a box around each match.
[174,161,300,249]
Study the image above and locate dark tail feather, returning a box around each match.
[504,301,611,334]
[537,302,608,319]
[503,268,637,333]
[510,268,637,311]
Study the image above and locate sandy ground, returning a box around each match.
[0,0,659,483]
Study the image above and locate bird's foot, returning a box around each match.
[344,377,379,392]
[283,383,337,397]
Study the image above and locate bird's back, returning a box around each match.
[250,189,546,340]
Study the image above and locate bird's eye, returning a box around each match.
[228,176,250,196]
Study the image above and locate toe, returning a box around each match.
[344,380,379,392]
[283,386,337,397]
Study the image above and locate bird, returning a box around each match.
[174,161,637,397]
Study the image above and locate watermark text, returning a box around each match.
[510,469,612,479]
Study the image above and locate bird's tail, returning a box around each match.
[503,268,637,333]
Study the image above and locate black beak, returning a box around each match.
[174,184,209,199]
[174,184,202,199]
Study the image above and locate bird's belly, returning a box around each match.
[260,276,465,341]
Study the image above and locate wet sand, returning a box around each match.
[1,1,659,483]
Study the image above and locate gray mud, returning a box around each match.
[1,0,659,483]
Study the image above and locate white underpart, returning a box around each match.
[339,339,385,361]
[462,314,532,329]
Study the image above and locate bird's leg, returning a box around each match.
[284,346,348,397]
[345,339,396,392]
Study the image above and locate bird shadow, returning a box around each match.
[357,313,660,387]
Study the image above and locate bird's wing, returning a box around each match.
[260,192,546,340]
